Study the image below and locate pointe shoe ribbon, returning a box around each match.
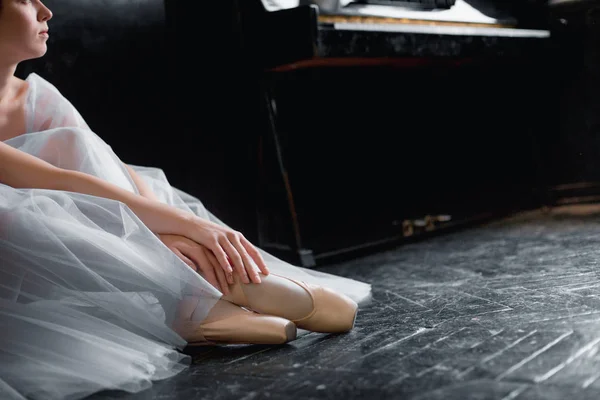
[172,296,297,346]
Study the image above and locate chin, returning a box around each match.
[25,47,48,60]
[36,45,48,57]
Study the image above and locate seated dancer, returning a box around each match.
[0,1,372,399]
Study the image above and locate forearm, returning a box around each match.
[123,164,166,239]
[0,142,193,236]
[124,163,159,202]
[56,169,193,236]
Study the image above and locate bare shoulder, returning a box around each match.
[10,76,29,98]
[11,76,26,85]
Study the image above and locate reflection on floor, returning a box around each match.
[92,205,600,399]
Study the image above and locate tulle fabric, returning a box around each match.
[0,73,372,400]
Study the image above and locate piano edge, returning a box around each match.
[239,3,552,71]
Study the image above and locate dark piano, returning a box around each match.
[235,0,551,70]
[225,0,555,267]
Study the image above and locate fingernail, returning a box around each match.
[255,274,261,283]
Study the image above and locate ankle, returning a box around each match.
[234,274,315,321]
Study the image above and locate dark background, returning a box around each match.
[15,0,600,264]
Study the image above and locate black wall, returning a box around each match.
[166,1,264,237]
[17,0,263,241]
[17,0,172,178]
[540,2,600,186]
[15,0,600,262]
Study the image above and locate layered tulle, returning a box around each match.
[0,73,372,400]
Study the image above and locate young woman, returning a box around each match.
[0,1,372,399]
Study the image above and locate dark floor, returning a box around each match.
[93,205,600,400]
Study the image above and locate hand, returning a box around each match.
[184,216,269,284]
[158,233,231,295]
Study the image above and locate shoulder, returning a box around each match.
[8,76,29,99]
[24,73,90,131]
[11,76,27,88]
[25,73,65,98]
[25,72,74,113]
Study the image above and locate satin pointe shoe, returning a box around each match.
[221,273,359,334]
[172,297,297,346]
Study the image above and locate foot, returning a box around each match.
[172,297,297,345]
[221,273,359,333]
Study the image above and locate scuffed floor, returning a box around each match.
[91,205,600,399]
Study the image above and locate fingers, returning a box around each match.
[199,261,223,294]
[175,250,197,271]
[207,240,234,278]
[185,248,225,294]
[219,236,250,284]
[240,236,269,276]
[196,223,268,284]
[205,249,230,295]
[212,252,233,284]
[229,234,262,284]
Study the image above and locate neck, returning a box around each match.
[0,63,19,102]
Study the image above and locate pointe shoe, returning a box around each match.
[222,273,359,334]
[172,297,297,346]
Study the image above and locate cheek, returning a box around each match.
[0,20,25,42]
[5,12,35,34]
[0,13,44,57]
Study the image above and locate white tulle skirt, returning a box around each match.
[0,127,372,400]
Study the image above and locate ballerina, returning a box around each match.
[0,1,372,399]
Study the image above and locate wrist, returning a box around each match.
[178,211,199,238]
